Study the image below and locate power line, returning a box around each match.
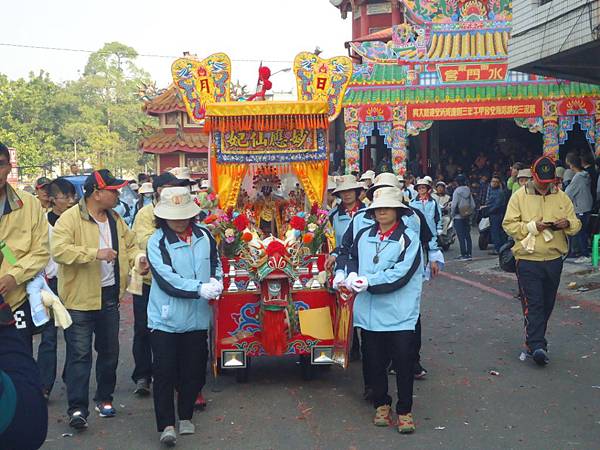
[0,42,293,64]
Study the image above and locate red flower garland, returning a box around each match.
[290,215,306,231]
[232,214,249,232]
[266,240,288,257]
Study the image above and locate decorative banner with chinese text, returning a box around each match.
[294,52,353,122]
[172,53,232,123]
[407,100,543,121]
[437,63,508,83]
[213,129,327,164]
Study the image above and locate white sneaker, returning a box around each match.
[179,419,195,435]
[574,256,591,264]
[160,426,177,447]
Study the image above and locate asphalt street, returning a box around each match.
[40,238,600,450]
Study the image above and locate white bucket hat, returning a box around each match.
[359,170,376,182]
[366,172,401,200]
[138,182,154,194]
[327,175,338,191]
[517,169,532,179]
[415,178,432,188]
[169,166,193,181]
[154,186,201,220]
[130,183,139,191]
[333,174,363,194]
[367,186,408,210]
[435,181,447,188]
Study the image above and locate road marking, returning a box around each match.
[439,271,514,300]
[440,271,600,314]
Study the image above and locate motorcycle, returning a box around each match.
[438,210,456,251]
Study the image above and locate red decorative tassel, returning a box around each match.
[261,309,288,356]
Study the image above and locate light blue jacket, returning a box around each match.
[147,224,223,333]
[347,222,423,332]
[328,201,365,252]
[409,197,441,252]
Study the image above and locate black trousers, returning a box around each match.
[362,329,415,415]
[131,283,152,383]
[413,315,422,366]
[150,329,208,432]
[516,258,563,352]
[64,286,120,417]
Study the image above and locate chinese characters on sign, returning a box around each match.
[223,129,314,153]
[438,63,508,83]
[408,101,542,120]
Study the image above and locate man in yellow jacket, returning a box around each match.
[52,169,148,429]
[130,172,193,396]
[0,143,49,353]
[503,156,581,366]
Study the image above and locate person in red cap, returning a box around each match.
[35,177,52,210]
[51,169,150,429]
[503,156,581,366]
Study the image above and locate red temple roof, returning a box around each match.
[140,129,209,154]
[352,27,393,43]
[143,85,187,116]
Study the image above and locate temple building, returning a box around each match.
[330,0,600,176]
[139,85,209,179]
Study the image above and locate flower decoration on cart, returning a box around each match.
[204,207,257,258]
[284,203,331,255]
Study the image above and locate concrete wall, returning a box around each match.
[510,0,600,68]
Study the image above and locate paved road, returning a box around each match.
[40,242,600,450]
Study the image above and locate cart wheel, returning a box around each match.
[235,357,251,383]
[478,232,489,250]
[299,355,316,381]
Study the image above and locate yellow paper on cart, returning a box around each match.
[298,307,334,340]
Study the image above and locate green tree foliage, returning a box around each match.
[0,42,158,177]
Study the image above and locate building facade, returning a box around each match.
[329,0,600,175]
[510,0,600,84]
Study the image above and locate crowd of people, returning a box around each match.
[0,137,587,447]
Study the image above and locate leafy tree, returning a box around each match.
[0,41,159,178]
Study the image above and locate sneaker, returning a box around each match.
[464,255,473,261]
[532,348,549,366]
[160,426,177,447]
[69,410,88,430]
[454,255,466,260]
[179,419,195,435]
[134,379,151,396]
[397,413,416,434]
[373,405,393,427]
[414,363,428,380]
[194,392,207,410]
[95,402,116,418]
[574,256,591,264]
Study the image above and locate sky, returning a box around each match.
[1,0,350,93]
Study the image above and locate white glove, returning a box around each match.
[332,271,346,290]
[41,290,73,329]
[200,281,220,300]
[344,272,358,290]
[209,277,224,295]
[351,276,369,293]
